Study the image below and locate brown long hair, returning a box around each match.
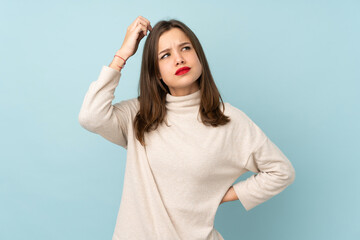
[134,18,230,146]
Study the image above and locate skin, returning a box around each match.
[157,28,203,96]
[220,186,238,205]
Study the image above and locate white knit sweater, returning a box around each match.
[78,66,296,240]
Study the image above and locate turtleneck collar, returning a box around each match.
[165,89,201,113]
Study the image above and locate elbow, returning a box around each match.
[284,163,296,186]
[274,162,296,187]
[78,111,91,129]
[290,166,296,184]
[78,111,100,132]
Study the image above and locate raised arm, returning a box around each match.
[78,59,129,148]
[78,16,153,149]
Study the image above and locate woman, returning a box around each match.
[79,16,295,240]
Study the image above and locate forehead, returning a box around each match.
[158,28,190,49]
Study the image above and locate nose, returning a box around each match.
[176,58,185,66]
[175,52,185,66]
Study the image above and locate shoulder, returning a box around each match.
[221,102,255,126]
[222,102,268,137]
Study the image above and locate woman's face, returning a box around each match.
[157,28,202,96]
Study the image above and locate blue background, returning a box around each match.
[1,0,359,239]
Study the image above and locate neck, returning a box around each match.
[168,83,200,97]
[165,88,201,114]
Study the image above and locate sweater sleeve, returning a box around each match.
[232,113,296,211]
[78,66,130,149]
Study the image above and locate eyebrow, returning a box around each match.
[158,42,191,56]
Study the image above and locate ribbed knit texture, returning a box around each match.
[79,66,296,240]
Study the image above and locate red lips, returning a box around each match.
[175,67,191,75]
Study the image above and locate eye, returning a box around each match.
[160,53,169,59]
[160,46,191,60]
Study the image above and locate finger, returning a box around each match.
[130,17,146,31]
[138,16,153,31]
[137,20,149,35]
[130,19,144,34]
[147,24,153,32]
[138,19,149,30]
[135,23,148,37]
[130,18,141,31]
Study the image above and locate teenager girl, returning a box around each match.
[79,15,295,240]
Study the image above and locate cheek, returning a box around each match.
[158,62,165,71]
[195,55,201,65]
[158,63,166,76]
[194,57,202,72]
[160,64,172,76]
[190,53,201,68]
